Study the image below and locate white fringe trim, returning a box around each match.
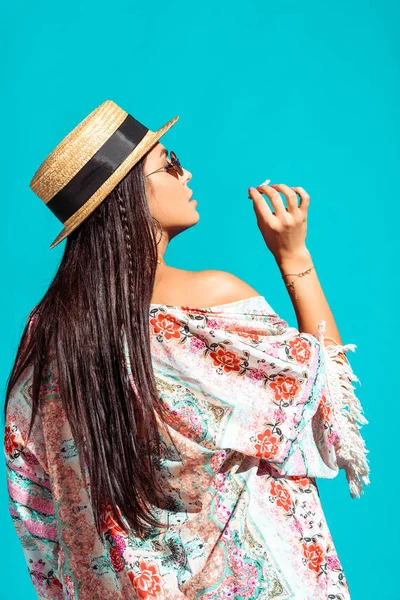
[317,320,370,498]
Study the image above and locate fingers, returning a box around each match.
[248,187,278,228]
[250,183,310,217]
[253,184,288,219]
[290,186,310,213]
[269,184,300,213]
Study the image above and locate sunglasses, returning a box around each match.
[144,150,184,179]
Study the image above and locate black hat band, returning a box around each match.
[46,114,149,223]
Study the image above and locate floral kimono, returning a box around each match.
[4,295,370,599]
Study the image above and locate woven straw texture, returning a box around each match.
[28,100,179,249]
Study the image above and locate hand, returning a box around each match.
[248,183,310,263]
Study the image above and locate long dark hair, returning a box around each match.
[3,154,170,539]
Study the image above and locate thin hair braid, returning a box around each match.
[115,188,136,368]
[115,188,135,306]
[114,186,161,502]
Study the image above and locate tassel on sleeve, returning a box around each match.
[317,320,370,498]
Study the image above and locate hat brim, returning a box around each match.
[49,115,179,250]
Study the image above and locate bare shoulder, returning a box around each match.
[194,270,261,306]
[151,266,260,308]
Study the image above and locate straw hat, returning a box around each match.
[29,100,179,249]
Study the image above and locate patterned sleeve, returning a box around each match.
[214,319,370,498]
[313,319,370,498]
[4,369,65,599]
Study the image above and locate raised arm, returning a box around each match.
[275,247,347,356]
[248,183,348,356]
[243,181,370,496]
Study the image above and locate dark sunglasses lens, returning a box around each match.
[170,151,184,176]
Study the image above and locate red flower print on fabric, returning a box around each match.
[270,481,293,512]
[254,427,280,459]
[302,541,325,574]
[150,313,182,341]
[287,475,310,488]
[128,560,164,599]
[4,424,21,457]
[50,576,63,591]
[208,348,242,374]
[100,503,128,537]
[239,331,260,340]
[288,337,311,364]
[110,547,125,573]
[227,326,261,341]
[180,306,208,314]
[269,375,300,402]
[320,394,333,423]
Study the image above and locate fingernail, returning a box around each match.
[258,179,270,187]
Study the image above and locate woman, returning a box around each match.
[3,100,369,599]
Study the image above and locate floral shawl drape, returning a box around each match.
[4,295,369,599]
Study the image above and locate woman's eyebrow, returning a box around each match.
[160,147,168,157]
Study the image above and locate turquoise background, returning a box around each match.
[2,0,398,597]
